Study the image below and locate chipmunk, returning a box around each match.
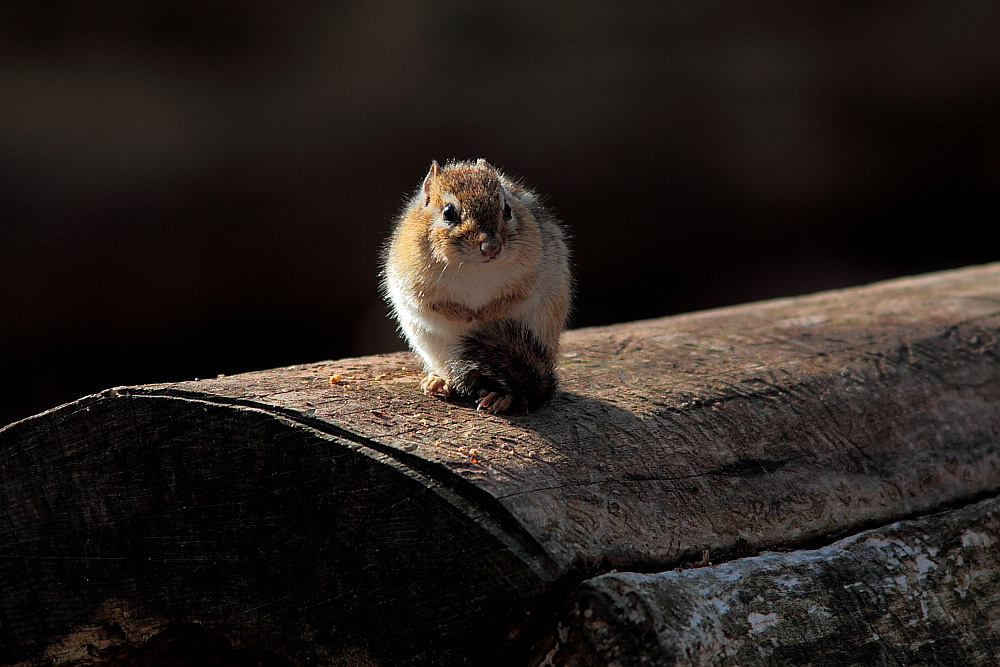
[382,159,571,413]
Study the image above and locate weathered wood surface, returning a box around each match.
[1,262,998,665]
[536,494,1000,666]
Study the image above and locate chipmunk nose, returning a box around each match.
[480,238,502,259]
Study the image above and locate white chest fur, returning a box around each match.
[385,260,532,376]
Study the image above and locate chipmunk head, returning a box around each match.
[420,159,528,266]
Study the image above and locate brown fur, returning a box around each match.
[382,159,572,413]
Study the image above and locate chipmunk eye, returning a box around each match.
[502,202,512,221]
[442,203,459,224]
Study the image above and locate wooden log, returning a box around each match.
[534,494,1000,666]
[1,263,998,664]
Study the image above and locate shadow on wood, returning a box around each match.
[1,263,998,665]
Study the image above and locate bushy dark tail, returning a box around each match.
[447,319,557,412]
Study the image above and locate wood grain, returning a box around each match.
[1,263,998,665]
[147,263,1000,570]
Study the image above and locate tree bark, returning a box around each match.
[536,494,1000,666]
[1,263,998,665]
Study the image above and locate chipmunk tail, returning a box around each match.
[447,319,557,413]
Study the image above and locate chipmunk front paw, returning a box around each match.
[420,373,452,399]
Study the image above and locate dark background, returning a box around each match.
[2,1,999,428]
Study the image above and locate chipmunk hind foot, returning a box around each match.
[447,320,557,414]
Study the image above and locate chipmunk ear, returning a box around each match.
[422,160,441,202]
